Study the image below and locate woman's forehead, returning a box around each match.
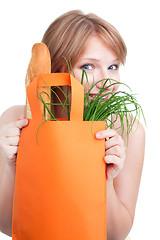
[79,34,117,58]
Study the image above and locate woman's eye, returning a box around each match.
[108,65,118,70]
[80,64,93,70]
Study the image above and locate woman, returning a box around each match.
[0,10,145,239]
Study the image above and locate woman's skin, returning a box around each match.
[0,34,145,239]
[74,35,145,239]
[74,34,125,180]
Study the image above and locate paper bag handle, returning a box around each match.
[27,73,84,121]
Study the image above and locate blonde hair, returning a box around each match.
[42,10,127,73]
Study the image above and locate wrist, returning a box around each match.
[107,179,115,201]
[107,179,114,191]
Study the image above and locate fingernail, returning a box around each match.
[96,132,101,138]
[24,119,28,124]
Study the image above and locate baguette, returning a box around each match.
[25,42,51,119]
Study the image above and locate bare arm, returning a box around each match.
[0,159,16,236]
[107,122,145,239]
[0,105,27,236]
[96,119,145,240]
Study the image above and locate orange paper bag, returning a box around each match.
[12,73,107,240]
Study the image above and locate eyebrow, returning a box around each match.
[79,58,120,62]
[80,58,100,62]
[113,59,120,62]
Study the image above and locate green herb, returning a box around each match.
[35,59,146,144]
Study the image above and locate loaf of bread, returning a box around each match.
[25,42,51,119]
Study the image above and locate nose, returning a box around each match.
[95,68,114,91]
[96,78,114,92]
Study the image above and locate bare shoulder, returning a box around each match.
[127,120,145,147]
[112,115,145,147]
[112,115,146,180]
[0,105,26,126]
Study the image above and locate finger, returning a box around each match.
[16,119,28,129]
[105,145,123,158]
[9,146,18,160]
[7,119,28,129]
[5,127,21,137]
[105,155,120,166]
[105,155,121,180]
[106,163,119,180]
[4,145,18,160]
[105,134,123,149]
[96,128,117,140]
[105,155,124,180]
[5,120,28,137]
[105,154,124,170]
[6,136,20,146]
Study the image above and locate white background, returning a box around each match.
[0,0,159,239]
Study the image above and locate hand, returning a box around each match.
[0,116,28,168]
[96,129,126,180]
